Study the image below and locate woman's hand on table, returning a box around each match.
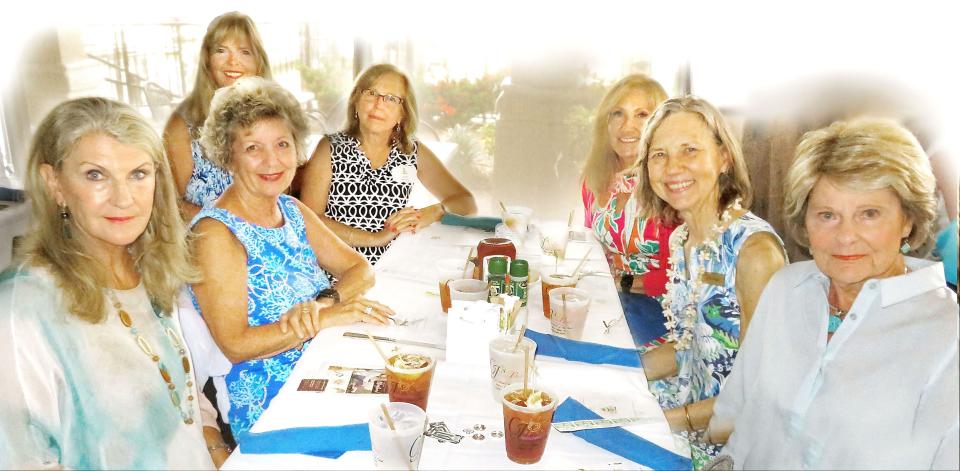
[278,300,324,341]
[318,297,395,328]
[384,206,419,234]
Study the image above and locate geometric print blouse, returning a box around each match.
[188,194,330,436]
[324,131,418,265]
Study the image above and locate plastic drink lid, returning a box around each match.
[488,256,509,274]
[509,259,529,277]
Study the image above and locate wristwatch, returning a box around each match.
[620,274,634,292]
[316,288,340,303]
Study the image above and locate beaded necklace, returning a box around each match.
[661,199,743,350]
[107,289,196,425]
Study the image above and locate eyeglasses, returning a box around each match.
[360,88,404,106]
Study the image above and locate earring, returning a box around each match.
[394,123,402,134]
[58,203,72,239]
[354,112,359,120]
[900,240,911,254]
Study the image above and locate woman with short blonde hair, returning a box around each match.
[709,118,957,469]
[190,77,394,438]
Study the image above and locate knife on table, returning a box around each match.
[343,332,446,350]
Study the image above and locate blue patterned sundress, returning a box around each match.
[183,121,232,207]
[650,211,783,468]
[188,194,330,436]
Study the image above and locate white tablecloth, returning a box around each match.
[223,223,685,470]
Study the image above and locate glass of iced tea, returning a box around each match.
[385,351,436,411]
[500,383,558,465]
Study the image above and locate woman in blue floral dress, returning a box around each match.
[628,96,787,468]
[188,77,395,437]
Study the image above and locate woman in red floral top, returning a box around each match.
[580,74,675,347]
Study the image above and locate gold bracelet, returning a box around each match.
[683,404,695,431]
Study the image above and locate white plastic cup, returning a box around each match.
[368,402,428,470]
[502,206,533,240]
[448,278,489,303]
[548,287,592,339]
[489,334,537,401]
[437,258,467,313]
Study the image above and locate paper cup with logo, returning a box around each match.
[539,272,577,318]
[368,402,427,470]
[548,287,591,339]
[489,334,537,401]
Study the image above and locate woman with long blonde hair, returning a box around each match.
[0,97,221,468]
[581,74,675,348]
[163,11,271,221]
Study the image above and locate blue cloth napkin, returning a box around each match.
[237,423,371,458]
[619,291,668,348]
[553,398,692,470]
[524,329,642,368]
[440,213,502,232]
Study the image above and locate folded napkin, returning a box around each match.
[440,213,502,231]
[525,329,642,368]
[553,398,692,470]
[237,423,371,458]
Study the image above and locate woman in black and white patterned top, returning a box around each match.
[300,64,477,264]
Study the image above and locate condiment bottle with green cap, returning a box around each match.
[487,256,509,302]
[508,259,529,306]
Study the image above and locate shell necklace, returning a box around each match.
[661,198,743,350]
[107,289,196,425]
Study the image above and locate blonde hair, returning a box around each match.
[177,11,271,136]
[633,96,752,224]
[344,64,419,154]
[201,76,310,169]
[583,74,668,202]
[784,117,937,249]
[23,97,195,322]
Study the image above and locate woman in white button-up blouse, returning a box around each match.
[708,118,959,470]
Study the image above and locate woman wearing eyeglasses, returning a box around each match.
[300,64,477,264]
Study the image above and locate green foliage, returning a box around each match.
[298,60,350,115]
[416,73,505,130]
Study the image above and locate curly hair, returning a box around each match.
[631,95,752,225]
[343,64,419,154]
[784,117,938,250]
[200,76,310,169]
[23,97,195,322]
[176,11,272,135]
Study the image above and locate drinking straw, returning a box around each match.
[462,246,475,278]
[523,347,530,392]
[365,331,390,363]
[570,246,593,278]
[567,210,573,229]
[506,299,523,331]
[380,403,397,431]
[499,201,509,213]
[511,325,528,353]
[379,403,413,471]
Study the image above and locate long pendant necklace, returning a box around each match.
[107,289,196,425]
